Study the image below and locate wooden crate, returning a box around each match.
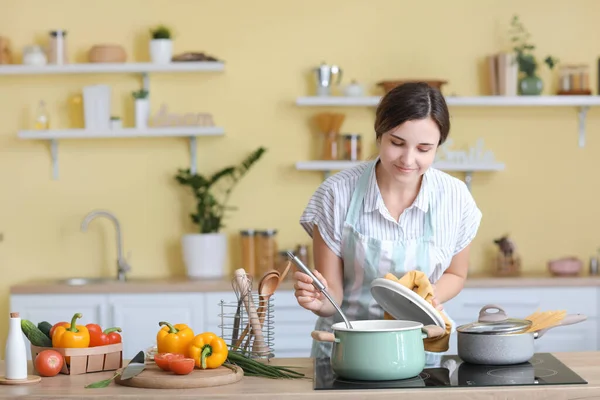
[31,343,123,375]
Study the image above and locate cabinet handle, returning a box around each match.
[462,301,540,308]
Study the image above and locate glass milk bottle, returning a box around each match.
[4,312,28,380]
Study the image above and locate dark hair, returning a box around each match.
[374,82,450,145]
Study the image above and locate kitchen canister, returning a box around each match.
[48,30,68,64]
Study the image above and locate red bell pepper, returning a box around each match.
[86,323,122,347]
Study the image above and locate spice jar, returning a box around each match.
[341,134,362,161]
[255,230,278,277]
[240,230,257,277]
[47,30,68,64]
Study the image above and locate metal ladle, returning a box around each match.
[286,251,353,329]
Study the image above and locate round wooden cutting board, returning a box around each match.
[115,363,244,389]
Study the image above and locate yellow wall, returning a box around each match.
[1,0,599,347]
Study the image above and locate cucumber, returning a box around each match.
[37,321,52,339]
[21,319,52,347]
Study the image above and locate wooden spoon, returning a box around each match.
[234,270,280,350]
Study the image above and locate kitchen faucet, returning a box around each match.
[81,210,132,282]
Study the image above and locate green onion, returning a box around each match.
[225,350,307,379]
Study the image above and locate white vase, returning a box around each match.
[182,233,228,279]
[135,99,149,129]
[149,39,172,64]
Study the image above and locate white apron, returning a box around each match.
[311,159,455,366]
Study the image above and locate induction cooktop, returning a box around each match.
[313,353,587,390]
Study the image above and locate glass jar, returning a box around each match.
[47,30,68,65]
[322,132,339,160]
[494,251,521,277]
[341,134,362,161]
[255,230,278,277]
[22,45,47,66]
[240,230,256,277]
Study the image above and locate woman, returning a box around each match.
[295,82,482,362]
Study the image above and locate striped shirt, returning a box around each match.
[299,160,482,279]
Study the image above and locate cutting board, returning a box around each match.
[114,363,244,389]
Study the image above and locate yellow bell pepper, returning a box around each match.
[156,321,195,355]
[52,313,90,348]
[188,332,228,369]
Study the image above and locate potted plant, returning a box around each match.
[175,146,267,279]
[149,25,173,64]
[132,89,149,129]
[509,14,558,95]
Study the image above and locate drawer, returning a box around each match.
[444,287,597,320]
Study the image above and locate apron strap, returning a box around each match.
[345,159,377,226]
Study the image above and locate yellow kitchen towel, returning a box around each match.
[383,270,452,353]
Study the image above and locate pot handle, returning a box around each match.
[534,314,587,339]
[421,325,446,339]
[478,304,509,322]
[311,330,340,343]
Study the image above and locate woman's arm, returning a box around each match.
[432,244,471,308]
[295,225,344,318]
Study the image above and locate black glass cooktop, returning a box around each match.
[314,353,587,390]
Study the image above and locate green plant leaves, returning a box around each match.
[175,147,267,234]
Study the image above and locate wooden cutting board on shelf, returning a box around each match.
[115,363,244,389]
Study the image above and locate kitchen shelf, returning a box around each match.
[19,127,224,180]
[295,160,505,190]
[296,95,600,148]
[0,62,225,75]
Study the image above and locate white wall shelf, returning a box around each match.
[3,61,226,180]
[295,160,505,190]
[296,95,600,148]
[0,62,225,76]
[19,127,224,180]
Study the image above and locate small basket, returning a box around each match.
[31,343,123,375]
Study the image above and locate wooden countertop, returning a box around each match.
[10,272,600,295]
[0,353,599,399]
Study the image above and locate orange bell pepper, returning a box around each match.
[156,321,194,356]
[188,332,228,369]
[52,313,90,348]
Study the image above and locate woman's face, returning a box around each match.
[378,117,441,185]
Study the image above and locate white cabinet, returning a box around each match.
[444,287,598,355]
[9,290,317,360]
[10,285,596,360]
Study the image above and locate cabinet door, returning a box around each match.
[107,293,204,359]
[271,291,318,358]
[10,294,108,359]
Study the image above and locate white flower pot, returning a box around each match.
[182,233,228,279]
[135,99,149,129]
[150,39,172,64]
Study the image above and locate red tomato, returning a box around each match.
[169,358,195,375]
[154,353,184,371]
[35,349,64,377]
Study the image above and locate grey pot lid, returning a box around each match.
[457,304,532,334]
[456,319,532,334]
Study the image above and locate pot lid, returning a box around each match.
[456,304,532,334]
[370,278,446,329]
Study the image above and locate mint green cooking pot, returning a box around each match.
[311,320,445,381]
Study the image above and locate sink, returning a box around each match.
[57,277,122,286]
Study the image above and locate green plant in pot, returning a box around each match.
[149,24,173,64]
[509,14,558,95]
[175,146,267,279]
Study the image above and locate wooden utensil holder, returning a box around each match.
[30,343,123,375]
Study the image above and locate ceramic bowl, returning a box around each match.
[547,257,582,276]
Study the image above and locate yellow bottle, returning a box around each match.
[34,100,49,130]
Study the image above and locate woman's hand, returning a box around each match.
[293,269,328,313]
[431,284,444,312]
